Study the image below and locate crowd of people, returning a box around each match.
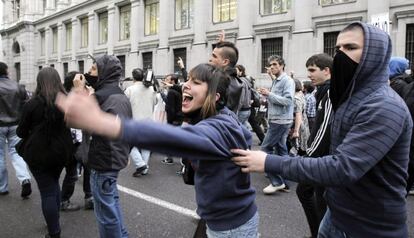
[0,21,413,238]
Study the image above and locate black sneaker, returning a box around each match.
[44,231,60,238]
[21,179,31,198]
[132,165,148,177]
[60,200,81,211]
[84,197,94,210]
[161,158,174,165]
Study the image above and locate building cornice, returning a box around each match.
[114,44,131,55]
[314,16,363,28]
[206,28,238,42]
[0,21,34,36]
[138,40,159,51]
[168,34,194,46]
[395,9,414,19]
[33,0,102,25]
[253,22,292,36]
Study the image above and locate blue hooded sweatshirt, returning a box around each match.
[120,107,257,231]
[389,57,409,79]
[265,22,412,237]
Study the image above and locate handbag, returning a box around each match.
[15,138,26,157]
[181,158,195,185]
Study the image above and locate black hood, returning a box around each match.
[93,55,124,105]
[94,55,122,90]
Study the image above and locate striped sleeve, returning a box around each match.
[265,97,410,186]
[306,92,332,157]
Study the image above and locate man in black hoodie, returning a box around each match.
[161,74,183,164]
[81,55,132,238]
[296,53,333,238]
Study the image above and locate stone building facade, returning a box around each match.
[1,0,414,90]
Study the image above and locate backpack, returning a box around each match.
[238,77,252,109]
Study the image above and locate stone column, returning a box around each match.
[290,0,313,79]
[129,0,140,72]
[237,0,255,74]
[367,0,390,20]
[156,0,171,74]
[45,27,50,64]
[87,11,95,70]
[191,0,209,67]
[45,0,55,15]
[107,4,116,55]
[367,0,391,39]
[71,17,79,71]
[57,22,63,77]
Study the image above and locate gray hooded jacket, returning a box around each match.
[265,22,412,237]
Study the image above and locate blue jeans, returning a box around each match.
[318,209,349,238]
[130,147,151,169]
[31,168,62,235]
[0,125,31,192]
[261,122,291,186]
[237,110,251,127]
[206,212,259,238]
[90,169,128,238]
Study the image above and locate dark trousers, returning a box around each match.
[255,111,268,132]
[248,108,265,143]
[296,183,327,238]
[308,117,315,135]
[61,157,92,201]
[32,168,63,235]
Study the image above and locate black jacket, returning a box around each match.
[87,55,132,172]
[0,76,26,126]
[17,96,74,175]
[224,67,243,113]
[165,85,183,125]
[306,80,332,157]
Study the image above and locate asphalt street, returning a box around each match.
[1,141,414,238]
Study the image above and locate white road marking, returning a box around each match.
[117,185,200,220]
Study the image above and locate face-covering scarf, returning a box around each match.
[330,50,359,111]
[84,73,99,89]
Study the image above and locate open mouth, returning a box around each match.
[182,92,193,103]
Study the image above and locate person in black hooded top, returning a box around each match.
[17,67,74,238]
[78,55,132,238]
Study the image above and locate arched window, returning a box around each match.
[12,41,20,54]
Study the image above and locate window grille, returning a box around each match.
[324,31,340,57]
[261,38,283,73]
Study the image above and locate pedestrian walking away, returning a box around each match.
[0,61,32,199]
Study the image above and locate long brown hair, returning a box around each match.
[188,64,229,119]
[35,67,66,106]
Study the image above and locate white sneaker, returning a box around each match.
[263,183,286,194]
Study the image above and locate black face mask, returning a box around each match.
[84,73,98,88]
[330,50,359,111]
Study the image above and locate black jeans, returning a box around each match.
[31,168,63,235]
[61,157,92,201]
[296,183,327,238]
